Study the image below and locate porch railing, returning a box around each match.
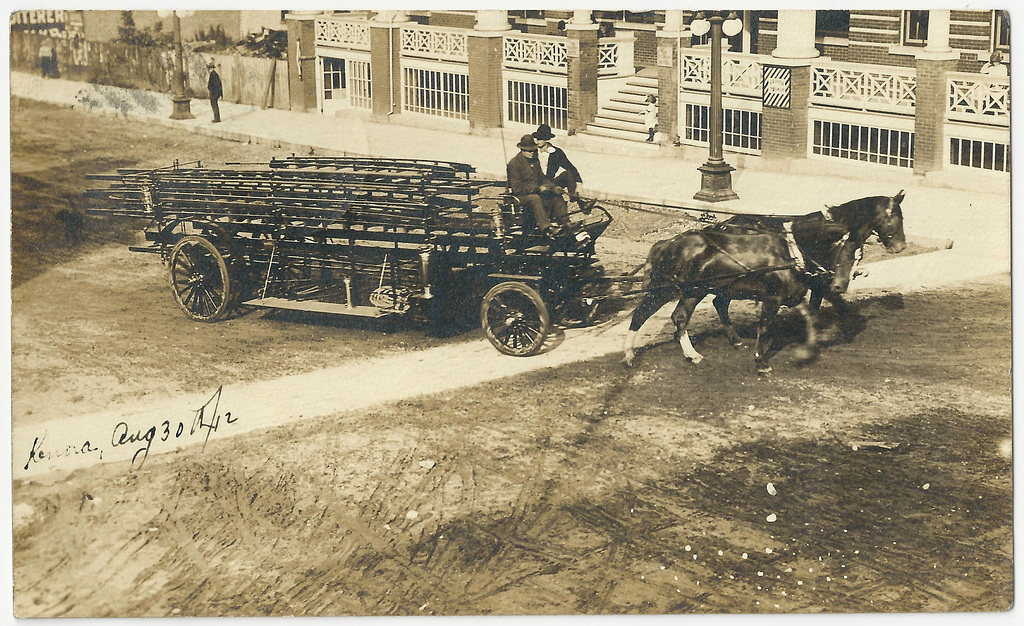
[400,24,468,62]
[315,17,370,51]
[946,73,1010,126]
[598,35,634,78]
[679,50,765,98]
[810,60,916,114]
[503,33,566,74]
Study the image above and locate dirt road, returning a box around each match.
[10,97,1013,618]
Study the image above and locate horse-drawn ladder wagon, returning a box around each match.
[84,156,613,357]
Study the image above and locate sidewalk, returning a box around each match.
[11,70,1010,276]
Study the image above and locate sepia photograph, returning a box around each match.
[6,5,1014,620]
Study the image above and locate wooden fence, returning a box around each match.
[11,30,288,109]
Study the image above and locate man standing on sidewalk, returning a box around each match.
[207,60,222,123]
[38,42,53,78]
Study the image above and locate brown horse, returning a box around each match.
[623,224,858,374]
[708,191,908,344]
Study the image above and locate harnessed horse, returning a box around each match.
[710,191,908,343]
[622,223,859,374]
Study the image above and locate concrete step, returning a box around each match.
[594,108,645,124]
[622,83,659,96]
[627,76,659,88]
[610,94,649,106]
[603,102,647,114]
[584,124,652,143]
[592,115,647,132]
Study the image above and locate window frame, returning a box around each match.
[902,10,929,47]
[993,10,1010,54]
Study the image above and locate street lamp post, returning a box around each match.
[169,10,194,119]
[692,12,742,202]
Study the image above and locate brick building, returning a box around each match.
[10,9,285,43]
[283,8,1009,179]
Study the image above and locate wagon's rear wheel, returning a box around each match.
[169,235,232,322]
[481,282,550,356]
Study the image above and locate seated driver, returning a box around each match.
[506,134,570,239]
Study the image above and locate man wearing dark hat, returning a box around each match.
[532,124,589,211]
[207,60,223,123]
[507,134,570,239]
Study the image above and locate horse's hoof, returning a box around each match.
[688,355,704,365]
[623,355,635,367]
[791,345,816,363]
[818,327,840,344]
[757,366,773,376]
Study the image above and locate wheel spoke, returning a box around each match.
[182,283,201,312]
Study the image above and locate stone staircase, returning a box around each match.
[584,74,659,143]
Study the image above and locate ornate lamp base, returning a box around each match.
[693,160,739,202]
[170,95,194,120]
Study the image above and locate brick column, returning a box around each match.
[913,16,958,174]
[761,10,818,161]
[656,11,688,144]
[369,12,409,120]
[565,12,599,134]
[286,13,320,112]
[760,63,812,160]
[468,11,510,131]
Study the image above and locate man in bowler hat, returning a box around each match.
[532,124,591,212]
[207,60,223,123]
[506,134,570,239]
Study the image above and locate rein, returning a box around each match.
[696,229,754,273]
[614,262,799,299]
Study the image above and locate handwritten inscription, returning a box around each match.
[21,386,237,473]
[22,437,103,471]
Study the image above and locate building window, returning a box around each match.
[950,137,1010,172]
[816,10,850,39]
[902,10,929,46]
[994,10,1010,52]
[684,104,762,153]
[506,80,567,130]
[508,10,544,20]
[403,68,469,120]
[813,121,914,168]
[323,58,346,101]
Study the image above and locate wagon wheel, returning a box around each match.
[168,235,232,322]
[481,282,550,356]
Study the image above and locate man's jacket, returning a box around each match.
[208,71,223,100]
[544,146,582,183]
[507,152,553,196]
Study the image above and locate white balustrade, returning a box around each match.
[947,73,1010,126]
[400,25,468,62]
[503,33,567,73]
[680,51,764,98]
[598,35,634,78]
[810,61,916,113]
[315,18,370,50]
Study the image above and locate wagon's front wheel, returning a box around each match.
[169,235,232,322]
[481,282,550,356]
